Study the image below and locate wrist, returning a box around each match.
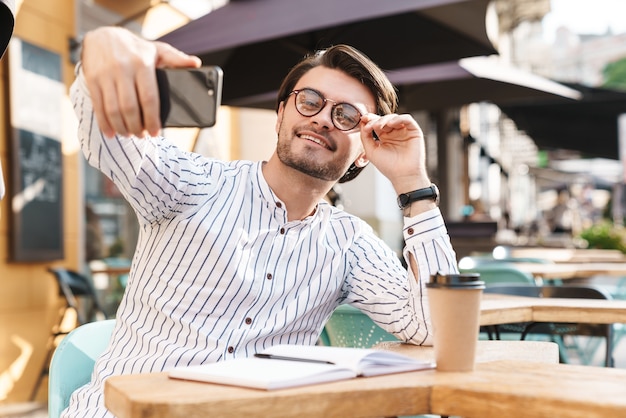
[397,184,439,210]
[402,200,438,217]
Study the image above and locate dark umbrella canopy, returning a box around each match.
[390,57,581,112]
[195,56,582,112]
[159,0,496,107]
[499,83,626,160]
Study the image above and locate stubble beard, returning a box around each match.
[276,122,350,182]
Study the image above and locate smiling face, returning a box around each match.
[275,66,376,182]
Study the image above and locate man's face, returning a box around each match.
[275,66,376,182]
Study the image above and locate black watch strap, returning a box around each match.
[397,184,439,209]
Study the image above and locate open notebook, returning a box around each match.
[169,344,435,390]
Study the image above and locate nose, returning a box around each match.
[310,100,335,130]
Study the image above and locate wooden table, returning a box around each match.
[104,341,626,418]
[430,360,626,418]
[506,247,626,263]
[480,293,626,325]
[512,261,626,280]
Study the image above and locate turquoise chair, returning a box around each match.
[458,261,536,286]
[321,305,399,348]
[460,254,563,285]
[48,319,115,418]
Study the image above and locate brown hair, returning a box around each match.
[276,45,398,183]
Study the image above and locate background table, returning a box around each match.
[480,293,626,325]
[505,247,626,263]
[512,262,626,281]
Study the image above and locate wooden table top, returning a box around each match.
[507,247,626,263]
[104,341,626,418]
[512,261,626,280]
[479,293,626,325]
[430,360,626,418]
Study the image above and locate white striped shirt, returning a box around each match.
[63,70,458,417]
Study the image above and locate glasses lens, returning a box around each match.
[295,89,324,116]
[332,104,361,131]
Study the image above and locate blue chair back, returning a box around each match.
[48,319,115,418]
[459,260,536,287]
[322,305,399,348]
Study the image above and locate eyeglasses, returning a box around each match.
[288,88,363,131]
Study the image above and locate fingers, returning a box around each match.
[88,80,115,138]
[155,41,202,69]
[119,66,154,137]
[86,60,150,138]
[81,27,201,138]
[360,113,422,143]
[358,113,428,187]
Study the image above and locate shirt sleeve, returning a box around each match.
[344,207,458,346]
[70,65,215,224]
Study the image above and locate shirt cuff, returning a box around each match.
[403,207,448,243]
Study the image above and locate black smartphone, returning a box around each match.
[157,66,223,128]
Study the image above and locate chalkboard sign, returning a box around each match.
[9,39,64,261]
[10,129,64,260]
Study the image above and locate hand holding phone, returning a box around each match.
[157,66,223,128]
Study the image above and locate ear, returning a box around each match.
[354,151,369,168]
[275,101,285,134]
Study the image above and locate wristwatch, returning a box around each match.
[397,184,439,209]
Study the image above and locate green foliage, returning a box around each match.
[603,58,626,91]
[108,237,125,258]
[579,221,626,254]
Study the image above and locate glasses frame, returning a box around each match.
[288,88,363,131]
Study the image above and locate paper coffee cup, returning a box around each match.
[426,273,484,372]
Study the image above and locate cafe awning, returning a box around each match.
[389,56,581,112]
[158,0,497,106]
[209,56,582,112]
[500,83,626,160]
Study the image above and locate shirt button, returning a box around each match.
[276,201,283,208]
[407,227,414,235]
[227,346,234,353]
[266,273,273,280]
[280,227,285,234]
[245,317,252,325]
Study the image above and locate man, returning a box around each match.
[0,0,15,206]
[66,26,458,417]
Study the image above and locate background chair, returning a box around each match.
[48,319,115,418]
[31,268,108,400]
[321,305,399,348]
[481,284,541,341]
[459,259,537,286]
[485,284,614,366]
[539,285,614,367]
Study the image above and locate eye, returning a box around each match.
[298,90,323,112]
[334,105,360,129]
